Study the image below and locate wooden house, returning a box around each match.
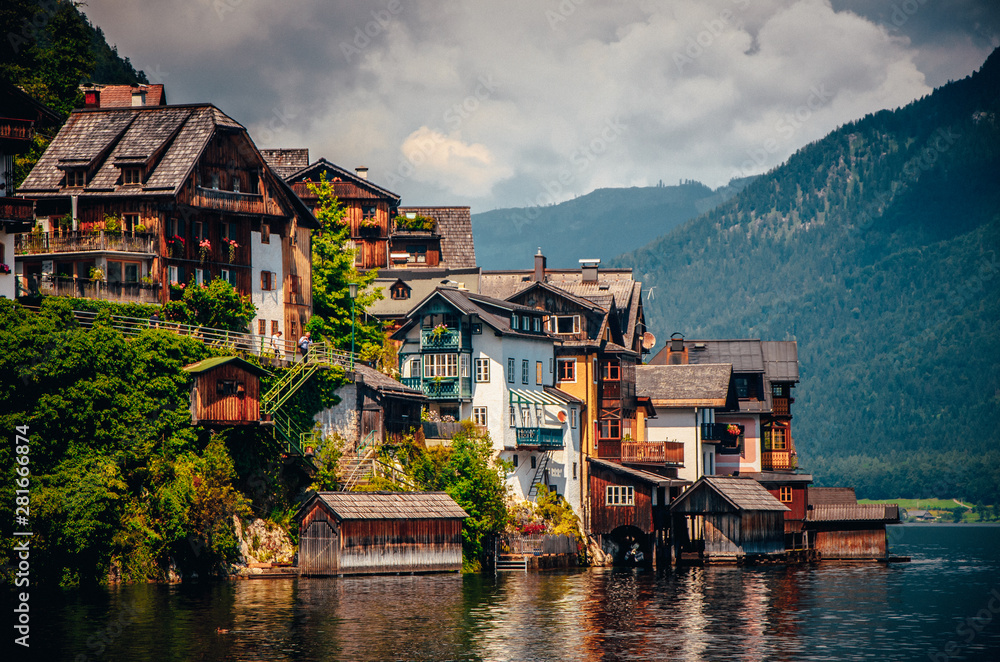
[15,103,317,341]
[745,471,815,550]
[670,476,789,562]
[587,458,688,566]
[805,487,900,560]
[183,356,269,426]
[298,491,468,576]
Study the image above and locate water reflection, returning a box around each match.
[20,525,1000,662]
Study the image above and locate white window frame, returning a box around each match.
[522,359,529,384]
[168,265,179,284]
[475,358,490,383]
[423,353,457,378]
[509,405,516,426]
[473,406,487,427]
[571,407,577,429]
[606,485,635,506]
[507,358,515,383]
[550,314,581,335]
[460,354,470,378]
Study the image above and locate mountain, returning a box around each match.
[613,49,1000,504]
[471,178,753,269]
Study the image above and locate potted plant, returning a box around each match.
[222,237,239,263]
[198,238,211,263]
[167,234,185,257]
[726,424,742,437]
[103,213,122,235]
[429,323,449,341]
[0,263,11,275]
[89,266,105,282]
[358,217,380,235]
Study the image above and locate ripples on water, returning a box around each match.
[22,525,1000,661]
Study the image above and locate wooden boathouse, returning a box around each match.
[183,356,269,426]
[298,492,468,576]
[670,476,789,563]
[805,487,901,560]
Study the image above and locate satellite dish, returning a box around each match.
[642,332,656,350]
[558,411,567,423]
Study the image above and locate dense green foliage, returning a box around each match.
[614,49,1000,503]
[162,277,257,332]
[305,174,385,353]
[471,178,753,269]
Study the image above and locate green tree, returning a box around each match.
[306,173,384,352]
[162,277,256,332]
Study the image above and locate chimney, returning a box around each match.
[534,247,546,282]
[579,258,600,283]
[84,88,100,108]
[667,332,688,365]
[355,166,368,180]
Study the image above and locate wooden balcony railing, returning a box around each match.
[16,275,161,304]
[0,117,34,142]
[0,197,35,221]
[761,450,796,471]
[193,186,277,216]
[772,397,791,417]
[621,440,685,466]
[16,231,156,256]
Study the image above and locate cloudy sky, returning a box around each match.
[82,0,998,212]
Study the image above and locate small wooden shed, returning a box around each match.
[670,476,789,562]
[298,492,468,576]
[183,356,269,426]
[805,488,900,560]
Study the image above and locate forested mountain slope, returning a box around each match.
[614,49,1000,503]
[472,179,753,269]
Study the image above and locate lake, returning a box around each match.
[15,524,1000,661]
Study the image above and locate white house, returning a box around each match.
[392,286,584,514]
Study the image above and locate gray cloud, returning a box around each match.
[82,0,999,211]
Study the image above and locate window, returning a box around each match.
[521,359,529,384]
[557,359,576,382]
[232,175,240,193]
[536,361,543,385]
[261,223,270,244]
[123,214,139,233]
[571,408,577,429]
[460,354,469,378]
[772,427,787,451]
[593,358,598,383]
[211,173,220,189]
[193,221,204,242]
[550,315,580,334]
[66,170,86,187]
[507,358,515,383]
[511,314,519,330]
[599,418,621,440]
[510,406,516,426]
[572,462,577,479]
[549,358,553,374]
[271,320,279,335]
[390,283,410,300]
[260,271,275,291]
[258,319,267,335]
[406,245,427,263]
[475,358,490,383]
[530,456,537,469]
[216,380,237,396]
[289,275,300,299]
[533,316,541,333]
[473,407,487,427]
[195,268,206,286]
[779,486,793,503]
[168,265,179,284]
[405,357,421,379]
[601,360,621,381]
[423,353,457,378]
[361,205,376,220]
[471,323,482,335]
[107,260,140,283]
[221,268,236,286]
[606,485,634,506]
[512,454,518,468]
[121,168,142,185]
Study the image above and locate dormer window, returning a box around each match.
[66,170,86,187]
[122,167,143,186]
[390,282,410,300]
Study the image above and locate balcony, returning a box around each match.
[420,327,461,351]
[192,186,272,216]
[701,423,743,441]
[600,381,621,400]
[761,450,796,471]
[515,427,563,449]
[0,198,35,222]
[400,376,472,400]
[16,275,161,304]
[621,440,685,466]
[772,396,791,417]
[16,231,156,256]
[0,117,34,142]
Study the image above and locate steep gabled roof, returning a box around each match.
[636,363,734,407]
[671,476,790,513]
[588,457,688,487]
[310,491,468,520]
[286,158,401,203]
[182,356,270,377]
[366,268,482,318]
[391,286,551,341]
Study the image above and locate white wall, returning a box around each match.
[314,383,359,447]
[250,229,284,353]
[646,408,703,482]
[0,230,14,300]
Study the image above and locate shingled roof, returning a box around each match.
[88,84,167,107]
[311,492,468,520]
[672,476,790,512]
[392,286,549,342]
[635,364,733,407]
[354,364,424,399]
[285,158,401,203]
[808,503,900,522]
[260,148,310,178]
[398,206,476,269]
[807,487,857,506]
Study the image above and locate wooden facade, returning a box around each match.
[298,492,467,576]
[183,357,268,425]
[670,476,789,561]
[805,502,900,560]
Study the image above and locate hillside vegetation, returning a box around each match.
[472,179,753,269]
[614,50,1000,504]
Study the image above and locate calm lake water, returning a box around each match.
[15,525,1000,661]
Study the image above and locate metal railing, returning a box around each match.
[401,375,472,400]
[17,275,162,304]
[515,427,563,449]
[16,231,156,255]
[420,328,460,350]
